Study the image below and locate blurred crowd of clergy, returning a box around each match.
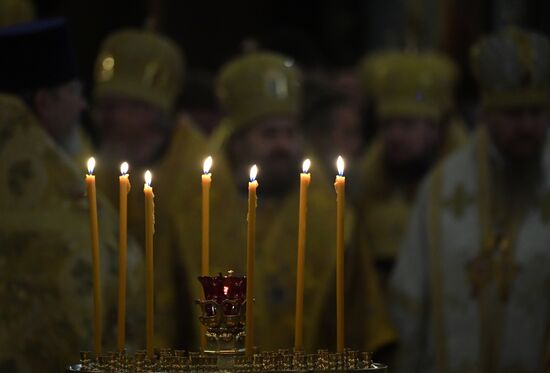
[0,0,549,372]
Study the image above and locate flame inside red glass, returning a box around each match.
[199,273,247,303]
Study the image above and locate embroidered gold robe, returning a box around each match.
[0,94,144,371]
[391,128,550,373]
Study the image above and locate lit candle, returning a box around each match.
[144,170,155,359]
[334,156,345,353]
[245,165,258,356]
[85,157,102,355]
[117,162,130,351]
[201,156,212,351]
[294,159,311,351]
[201,156,212,276]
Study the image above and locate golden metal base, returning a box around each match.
[66,364,389,372]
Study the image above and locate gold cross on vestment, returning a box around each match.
[444,184,475,219]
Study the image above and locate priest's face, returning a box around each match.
[229,115,303,196]
[94,95,171,168]
[484,106,549,162]
[36,80,87,144]
[328,104,364,162]
[380,116,439,170]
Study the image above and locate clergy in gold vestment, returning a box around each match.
[0,18,92,166]
[0,94,144,372]
[390,27,550,373]
[354,51,468,289]
[93,29,208,349]
[204,51,396,352]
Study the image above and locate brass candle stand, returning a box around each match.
[67,348,387,372]
[67,272,388,372]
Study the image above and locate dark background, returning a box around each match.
[34,0,550,101]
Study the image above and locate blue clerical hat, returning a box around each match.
[0,18,78,92]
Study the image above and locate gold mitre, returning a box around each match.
[471,26,550,109]
[216,51,302,131]
[358,50,458,120]
[94,28,184,112]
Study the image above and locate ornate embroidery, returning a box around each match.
[465,235,520,301]
[264,70,289,99]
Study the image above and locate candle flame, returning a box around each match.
[144,170,152,186]
[203,156,213,174]
[87,157,96,174]
[337,156,345,176]
[120,161,129,175]
[223,286,229,296]
[302,158,311,173]
[249,165,258,181]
